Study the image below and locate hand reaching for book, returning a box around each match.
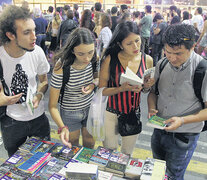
[60,127,72,148]
[164,117,184,131]
[148,108,158,119]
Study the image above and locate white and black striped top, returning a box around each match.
[50,63,94,111]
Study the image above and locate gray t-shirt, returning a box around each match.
[140,15,153,38]
[151,51,207,133]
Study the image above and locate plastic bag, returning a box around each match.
[86,88,108,141]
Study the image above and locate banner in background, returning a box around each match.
[0,0,13,6]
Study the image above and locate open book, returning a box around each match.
[26,86,34,116]
[120,67,155,87]
[146,115,166,129]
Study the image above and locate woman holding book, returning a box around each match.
[99,21,154,155]
[49,28,98,149]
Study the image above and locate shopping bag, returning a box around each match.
[87,88,108,141]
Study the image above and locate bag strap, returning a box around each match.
[0,60,10,96]
[155,57,169,96]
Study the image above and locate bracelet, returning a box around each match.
[36,92,44,100]
[180,117,185,127]
[58,126,69,134]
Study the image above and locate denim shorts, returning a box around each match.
[60,107,90,132]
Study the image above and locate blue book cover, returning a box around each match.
[31,141,55,154]
[48,173,66,180]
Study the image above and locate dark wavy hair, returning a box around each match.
[101,21,140,64]
[80,9,95,32]
[162,24,196,50]
[0,5,31,45]
[54,27,96,69]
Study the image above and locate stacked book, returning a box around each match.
[0,136,166,180]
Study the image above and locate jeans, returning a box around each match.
[1,113,50,157]
[141,36,150,55]
[151,129,199,180]
[60,107,90,132]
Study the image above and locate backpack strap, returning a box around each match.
[155,57,169,96]
[59,65,70,105]
[193,59,207,109]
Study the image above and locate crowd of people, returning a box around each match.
[0,2,207,180]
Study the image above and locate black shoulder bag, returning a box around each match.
[0,60,10,119]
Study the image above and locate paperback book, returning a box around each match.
[105,151,130,177]
[48,173,66,180]
[31,140,55,154]
[98,170,113,180]
[54,146,82,161]
[74,147,95,163]
[120,67,155,87]
[89,146,113,170]
[48,143,65,157]
[26,86,34,116]
[19,136,42,153]
[125,158,145,179]
[147,115,166,129]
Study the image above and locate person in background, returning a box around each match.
[57,9,78,48]
[43,6,54,23]
[182,11,191,25]
[139,5,153,55]
[133,11,141,25]
[148,24,207,180]
[33,7,48,54]
[97,13,112,59]
[192,7,204,42]
[62,5,70,21]
[94,2,102,12]
[73,4,79,24]
[118,12,131,24]
[120,4,128,15]
[0,5,50,157]
[197,17,207,55]
[111,6,118,33]
[99,21,154,155]
[21,0,29,11]
[49,28,98,149]
[151,13,168,66]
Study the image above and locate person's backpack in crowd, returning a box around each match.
[155,57,207,131]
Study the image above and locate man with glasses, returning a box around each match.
[147,24,207,180]
[0,5,50,157]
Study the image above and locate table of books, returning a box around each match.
[0,136,166,180]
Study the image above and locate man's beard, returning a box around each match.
[16,40,35,52]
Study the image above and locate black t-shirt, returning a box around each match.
[111,16,119,33]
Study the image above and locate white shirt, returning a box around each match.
[192,14,204,35]
[0,45,50,121]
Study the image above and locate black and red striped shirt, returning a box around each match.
[107,53,147,115]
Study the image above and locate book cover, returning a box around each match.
[74,147,95,163]
[98,170,113,180]
[5,150,34,169]
[54,146,82,161]
[125,158,145,179]
[35,157,67,179]
[143,67,155,82]
[48,173,66,180]
[140,158,155,180]
[151,159,166,180]
[105,151,130,176]
[19,136,42,153]
[89,146,113,169]
[147,115,166,129]
[26,86,34,116]
[4,168,32,180]
[65,163,98,180]
[31,140,55,154]
[48,143,65,156]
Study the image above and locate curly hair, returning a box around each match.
[162,24,196,50]
[0,5,31,45]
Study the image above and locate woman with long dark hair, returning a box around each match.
[49,28,98,148]
[99,21,154,155]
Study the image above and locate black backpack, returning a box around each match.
[59,61,97,105]
[155,58,207,131]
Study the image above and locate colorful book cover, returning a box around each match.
[26,85,34,116]
[35,157,67,179]
[48,143,65,156]
[74,147,95,163]
[89,146,113,167]
[4,168,32,180]
[125,158,145,179]
[48,173,66,180]
[19,136,41,153]
[55,146,82,161]
[31,141,55,154]
[147,115,166,129]
[105,151,130,176]
[140,158,155,180]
